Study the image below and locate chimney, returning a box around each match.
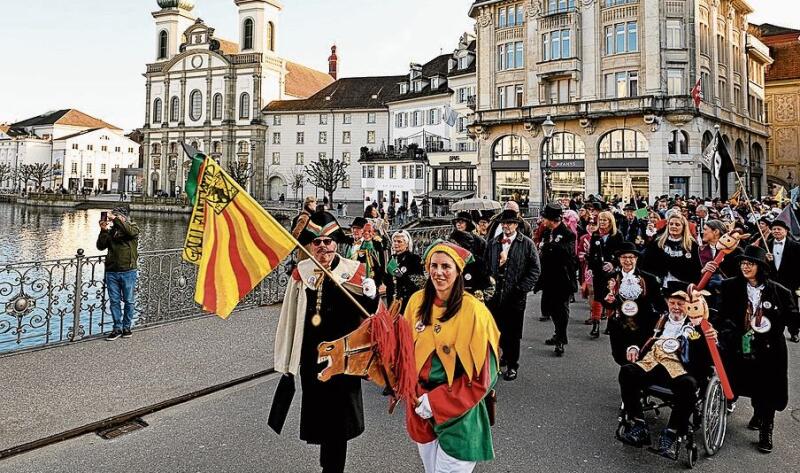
[328,44,338,80]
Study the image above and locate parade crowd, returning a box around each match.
[270,192,799,473]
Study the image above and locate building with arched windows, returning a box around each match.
[469,0,771,203]
[141,0,334,198]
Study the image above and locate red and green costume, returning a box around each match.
[403,290,501,462]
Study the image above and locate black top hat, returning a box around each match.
[770,218,790,231]
[541,203,563,221]
[477,210,493,223]
[614,241,640,257]
[298,211,346,246]
[350,216,368,229]
[590,202,603,211]
[623,204,636,211]
[451,211,475,232]
[738,244,769,268]
[498,209,520,223]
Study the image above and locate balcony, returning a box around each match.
[495,25,524,42]
[538,10,578,31]
[601,4,638,23]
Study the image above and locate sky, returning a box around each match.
[0,0,797,132]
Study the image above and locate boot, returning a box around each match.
[654,428,679,460]
[554,342,565,357]
[747,414,761,431]
[619,418,651,448]
[758,423,773,453]
[590,321,600,339]
[603,321,611,335]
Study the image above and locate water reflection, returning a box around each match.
[0,203,190,263]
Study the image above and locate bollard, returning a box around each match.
[71,249,85,342]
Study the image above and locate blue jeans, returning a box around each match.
[106,270,137,331]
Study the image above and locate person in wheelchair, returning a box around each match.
[616,287,718,459]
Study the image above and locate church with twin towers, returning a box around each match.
[140,0,335,199]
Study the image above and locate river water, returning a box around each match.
[0,202,191,264]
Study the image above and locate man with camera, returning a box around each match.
[97,207,140,341]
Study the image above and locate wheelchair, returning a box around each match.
[615,369,728,469]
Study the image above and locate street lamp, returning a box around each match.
[540,115,556,207]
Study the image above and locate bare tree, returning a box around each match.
[225,160,255,189]
[29,163,53,189]
[17,164,34,192]
[305,158,347,206]
[288,166,305,203]
[0,163,11,188]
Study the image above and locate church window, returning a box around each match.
[153,98,162,123]
[243,18,254,50]
[170,97,180,122]
[158,31,168,59]
[239,93,250,119]
[190,90,203,121]
[212,94,223,120]
[266,21,275,52]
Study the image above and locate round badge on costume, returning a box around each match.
[307,276,317,285]
[341,273,350,280]
[464,273,472,281]
[415,320,425,332]
[400,266,407,274]
[621,300,639,316]
[662,338,680,353]
[752,316,771,334]
[595,241,600,246]
[311,314,322,327]
[762,301,772,310]
[684,253,692,259]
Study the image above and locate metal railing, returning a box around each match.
[0,216,537,355]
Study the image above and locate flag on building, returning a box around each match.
[775,185,787,204]
[183,153,296,318]
[700,132,716,171]
[691,78,703,108]
[442,105,459,127]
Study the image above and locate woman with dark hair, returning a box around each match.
[588,211,624,329]
[403,241,500,473]
[717,245,798,454]
[640,213,701,294]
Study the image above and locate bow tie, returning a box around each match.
[774,241,784,246]
[501,238,512,244]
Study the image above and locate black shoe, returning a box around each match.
[590,321,600,339]
[545,337,557,346]
[758,424,773,453]
[790,334,800,343]
[554,343,565,357]
[539,316,550,322]
[106,329,122,341]
[603,325,611,335]
[503,368,518,381]
[747,415,761,431]
[500,359,508,370]
[619,419,651,448]
[654,429,679,460]
[122,328,132,338]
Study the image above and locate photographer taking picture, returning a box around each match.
[97,206,140,341]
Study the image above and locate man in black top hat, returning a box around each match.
[485,208,541,379]
[535,203,576,356]
[767,219,800,342]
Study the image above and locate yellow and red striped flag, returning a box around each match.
[183,156,296,318]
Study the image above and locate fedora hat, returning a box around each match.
[498,209,520,223]
[614,241,640,257]
[541,203,563,221]
[451,211,475,232]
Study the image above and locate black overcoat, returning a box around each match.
[385,251,425,313]
[605,269,665,366]
[587,231,624,296]
[534,222,577,296]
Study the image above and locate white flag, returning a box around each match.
[442,105,458,127]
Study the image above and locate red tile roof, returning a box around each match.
[285,61,335,99]
[12,109,121,130]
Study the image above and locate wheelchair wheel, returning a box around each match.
[685,445,698,469]
[701,373,728,456]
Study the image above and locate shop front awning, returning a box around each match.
[423,190,475,200]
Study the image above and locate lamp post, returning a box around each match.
[540,115,556,207]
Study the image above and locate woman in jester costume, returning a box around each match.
[403,240,501,473]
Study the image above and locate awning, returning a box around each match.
[423,190,475,200]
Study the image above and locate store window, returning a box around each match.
[492,134,530,161]
[494,171,530,202]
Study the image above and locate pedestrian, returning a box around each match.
[279,192,285,203]
[272,211,379,472]
[97,207,139,341]
[448,229,494,302]
[534,203,576,356]
[475,211,492,238]
[451,211,475,234]
[410,200,418,219]
[717,245,798,453]
[336,201,343,216]
[341,202,348,217]
[485,209,540,378]
[587,210,624,330]
[385,230,425,313]
[765,218,800,343]
[403,241,500,473]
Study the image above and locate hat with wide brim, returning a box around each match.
[737,244,770,268]
[541,203,563,221]
[451,211,475,232]
[498,209,521,223]
[298,211,347,246]
[769,218,790,231]
[614,241,640,257]
[350,217,368,229]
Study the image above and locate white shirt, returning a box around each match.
[662,316,687,340]
[746,284,764,313]
[501,232,517,254]
[773,238,785,270]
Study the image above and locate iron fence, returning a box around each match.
[0,216,537,355]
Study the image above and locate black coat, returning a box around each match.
[638,316,714,380]
[605,269,665,366]
[385,251,425,313]
[484,232,541,308]
[587,231,625,296]
[534,222,577,296]
[716,277,798,412]
[617,217,647,245]
[298,257,379,444]
[640,238,701,290]
[767,238,800,294]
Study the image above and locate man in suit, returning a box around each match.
[768,219,800,342]
[534,203,577,356]
[485,209,541,379]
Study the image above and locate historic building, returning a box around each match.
[468,0,771,203]
[753,23,800,191]
[0,109,137,192]
[140,0,333,198]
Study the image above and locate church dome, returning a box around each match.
[157,0,195,11]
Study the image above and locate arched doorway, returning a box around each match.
[268,175,287,201]
[491,134,531,206]
[543,132,586,199]
[597,129,649,200]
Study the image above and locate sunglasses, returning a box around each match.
[312,238,334,246]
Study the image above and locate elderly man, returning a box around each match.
[767,218,800,343]
[485,209,540,379]
[273,210,379,473]
[486,200,533,239]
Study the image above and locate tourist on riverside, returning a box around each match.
[385,230,425,313]
[485,209,540,377]
[403,241,500,473]
[717,245,798,453]
[273,211,379,473]
[97,207,139,341]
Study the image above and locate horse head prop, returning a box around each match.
[317,301,417,412]
[716,226,751,255]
